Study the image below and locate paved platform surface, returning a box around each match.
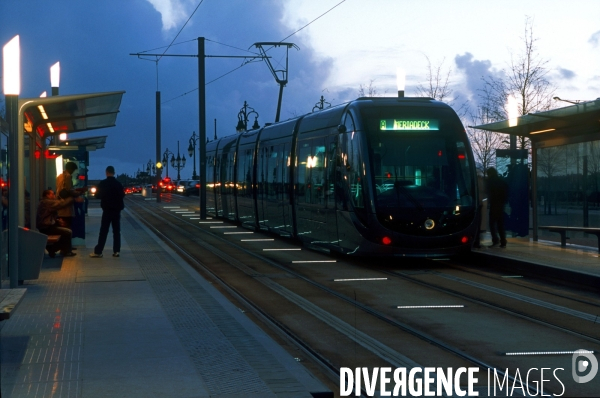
[473,232,600,287]
[0,207,329,398]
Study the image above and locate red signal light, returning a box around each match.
[461,236,469,244]
[382,236,392,245]
[458,154,466,159]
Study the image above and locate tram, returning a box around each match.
[205,97,479,257]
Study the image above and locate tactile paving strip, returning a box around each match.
[1,257,84,397]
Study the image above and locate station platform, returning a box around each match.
[0,206,330,398]
[472,233,600,289]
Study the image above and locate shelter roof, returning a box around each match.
[50,135,107,152]
[21,91,124,138]
[472,98,600,141]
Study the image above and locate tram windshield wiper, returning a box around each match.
[393,182,424,212]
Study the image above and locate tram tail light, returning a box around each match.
[382,236,392,245]
[461,236,469,244]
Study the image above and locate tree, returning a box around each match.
[466,91,506,176]
[481,17,556,150]
[358,80,379,97]
[416,56,453,102]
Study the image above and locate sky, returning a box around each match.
[1,0,599,180]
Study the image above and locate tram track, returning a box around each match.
[125,195,600,396]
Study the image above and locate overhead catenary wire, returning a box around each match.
[160,0,347,104]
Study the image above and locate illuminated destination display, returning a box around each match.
[380,119,439,131]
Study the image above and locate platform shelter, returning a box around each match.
[474,98,600,244]
[1,91,124,287]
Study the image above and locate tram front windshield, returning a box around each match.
[363,107,475,227]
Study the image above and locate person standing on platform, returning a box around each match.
[486,167,509,248]
[90,166,125,258]
[37,189,82,257]
[56,161,85,230]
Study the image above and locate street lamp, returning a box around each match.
[146,159,155,184]
[312,95,331,112]
[236,101,260,133]
[162,147,174,178]
[187,131,199,179]
[3,34,21,288]
[171,140,186,181]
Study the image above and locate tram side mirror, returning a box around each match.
[337,125,347,134]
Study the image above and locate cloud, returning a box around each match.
[454,53,497,102]
[557,67,576,80]
[589,30,600,47]
[145,0,195,31]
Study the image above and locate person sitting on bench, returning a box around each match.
[36,189,83,257]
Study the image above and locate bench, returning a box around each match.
[538,226,600,252]
[0,288,27,321]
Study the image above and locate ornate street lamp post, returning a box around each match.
[187,131,199,179]
[162,147,174,178]
[146,159,155,184]
[236,101,260,133]
[171,140,186,181]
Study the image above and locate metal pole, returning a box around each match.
[275,83,284,123]
[156,91,161,202]
[199,37,206,219]
[531,144,538,241]
[6,95,19,288]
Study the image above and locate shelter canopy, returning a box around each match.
[22,91,124,137]
[50,135,107,152]
[472,98,600,141]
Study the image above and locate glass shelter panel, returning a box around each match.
[536,140,600,246]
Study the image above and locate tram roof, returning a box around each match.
[472,98,600,141]
[21,91,124,138]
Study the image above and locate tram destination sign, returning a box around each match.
[380,119,439,131]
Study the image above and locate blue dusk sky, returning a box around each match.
[2,0,599,179]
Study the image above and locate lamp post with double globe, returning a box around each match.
[236,101,260,133]
[171,140,186,181]
[187,131,199,179]
[162,147,174,178]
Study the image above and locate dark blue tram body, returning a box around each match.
[206,97,479,257]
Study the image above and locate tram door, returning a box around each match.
[220,139,237,221]
[295,133,338,248]
[257,141,292,236]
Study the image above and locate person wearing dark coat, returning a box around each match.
[486,167,509,248]
[36,189,81,257]
[90,166,125,258]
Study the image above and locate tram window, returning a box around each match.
[344,112,356,133]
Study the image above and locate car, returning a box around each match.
[143,184,156,194]
[87,185,98,198]
[175,180,199,196]
[158,177,175,193]
[184,180,200,196]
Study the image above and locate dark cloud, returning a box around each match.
[454,52,503,111]
[1,0,335,179]
[558,68,576,80]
